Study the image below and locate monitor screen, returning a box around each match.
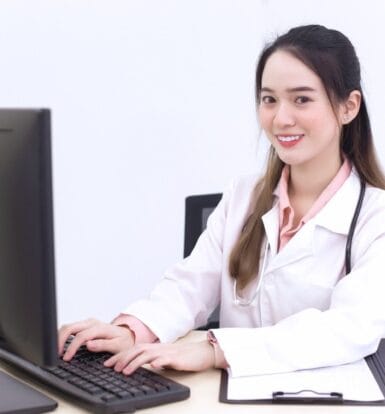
[0,108,58,367]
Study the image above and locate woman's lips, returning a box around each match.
[276,134,304,148]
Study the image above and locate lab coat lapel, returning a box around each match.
[262,202,315,272]
[261,202,279,256]
[314,170,361,235]
[269,224,315,273]
[261,170,361,274]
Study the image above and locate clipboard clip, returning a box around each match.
[272,389,343,404]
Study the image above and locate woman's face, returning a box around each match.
[258,50,344,171]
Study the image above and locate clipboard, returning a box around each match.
[219,338,385,405]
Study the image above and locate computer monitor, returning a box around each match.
[0,108,58,367]
[0,109,191,413]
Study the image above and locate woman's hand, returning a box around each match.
[104,340,215,375]
[58,318,134,361]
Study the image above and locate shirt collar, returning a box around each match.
[276,158,352,228]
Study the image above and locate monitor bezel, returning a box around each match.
[0,108,58,367]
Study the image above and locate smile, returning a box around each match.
[275,134,304,148]
[276,135,303,142]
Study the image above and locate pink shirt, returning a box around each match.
[114,159,352,368]
[278,159,351,250]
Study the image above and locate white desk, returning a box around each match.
[2,331,385,414]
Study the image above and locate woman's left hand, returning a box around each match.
[103,340,215,375]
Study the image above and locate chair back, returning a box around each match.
[184,193,222,329]
[184,193,222,258]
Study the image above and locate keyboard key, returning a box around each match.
[101,393,119,402]
[80,384,104,394]
[117,390,131,398]
[139,385,156,395]
[127,387,144,397]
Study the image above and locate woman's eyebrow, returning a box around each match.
[261,86,317,93]
[287,86,317,93]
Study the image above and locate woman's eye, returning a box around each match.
[295,96,311,104]
[261,96,275,104]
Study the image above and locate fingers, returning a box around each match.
[59,322,215,375]
[86,335,134,354]
[58,318,99,356]
[104,345,144,371]
[59,319,130,361]
[104,341,215,374]
[104,344,174,375]
[150,356,170,370]
[62,325,102,361]
[104,344,155,374]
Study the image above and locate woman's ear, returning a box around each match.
[340,90,361,125]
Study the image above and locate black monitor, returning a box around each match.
[0,108,58,367]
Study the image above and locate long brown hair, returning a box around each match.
[229,25,385,290]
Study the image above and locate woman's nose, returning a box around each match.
[273,103,296,128]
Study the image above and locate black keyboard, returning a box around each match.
[40,345,190,413]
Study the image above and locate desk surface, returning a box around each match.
[2,331,385,414]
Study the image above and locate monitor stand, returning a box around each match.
[0,370,57,414]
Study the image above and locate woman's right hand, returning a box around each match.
[58,318,135,361]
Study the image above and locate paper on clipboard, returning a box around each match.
[227,358,384,402]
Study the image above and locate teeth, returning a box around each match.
[277,135,302,142]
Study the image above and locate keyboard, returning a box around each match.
[1,344,190,414]
[43,344,190,413]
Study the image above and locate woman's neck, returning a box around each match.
[288,155,343,200]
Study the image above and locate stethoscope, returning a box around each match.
[233,179,366,307]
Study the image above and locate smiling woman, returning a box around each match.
[259,51,359,170]
[256,50,360,230]
[59,25,385,379]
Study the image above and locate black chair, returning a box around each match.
[184,193,222,329]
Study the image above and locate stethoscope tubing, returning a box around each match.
[345,179,366,274]
[233,179,366,307]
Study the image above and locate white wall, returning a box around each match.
[0,0,384,325]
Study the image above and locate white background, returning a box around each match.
[0,0,384,325]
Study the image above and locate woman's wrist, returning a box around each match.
[207,331,228,369]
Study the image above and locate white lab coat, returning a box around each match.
[122,169,385,377]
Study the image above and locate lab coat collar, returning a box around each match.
[261,169,361,272]
[261,201,280,256]
[262,203,315,271]
[313,169,361,235]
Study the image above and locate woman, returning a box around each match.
[59,25,385,377]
